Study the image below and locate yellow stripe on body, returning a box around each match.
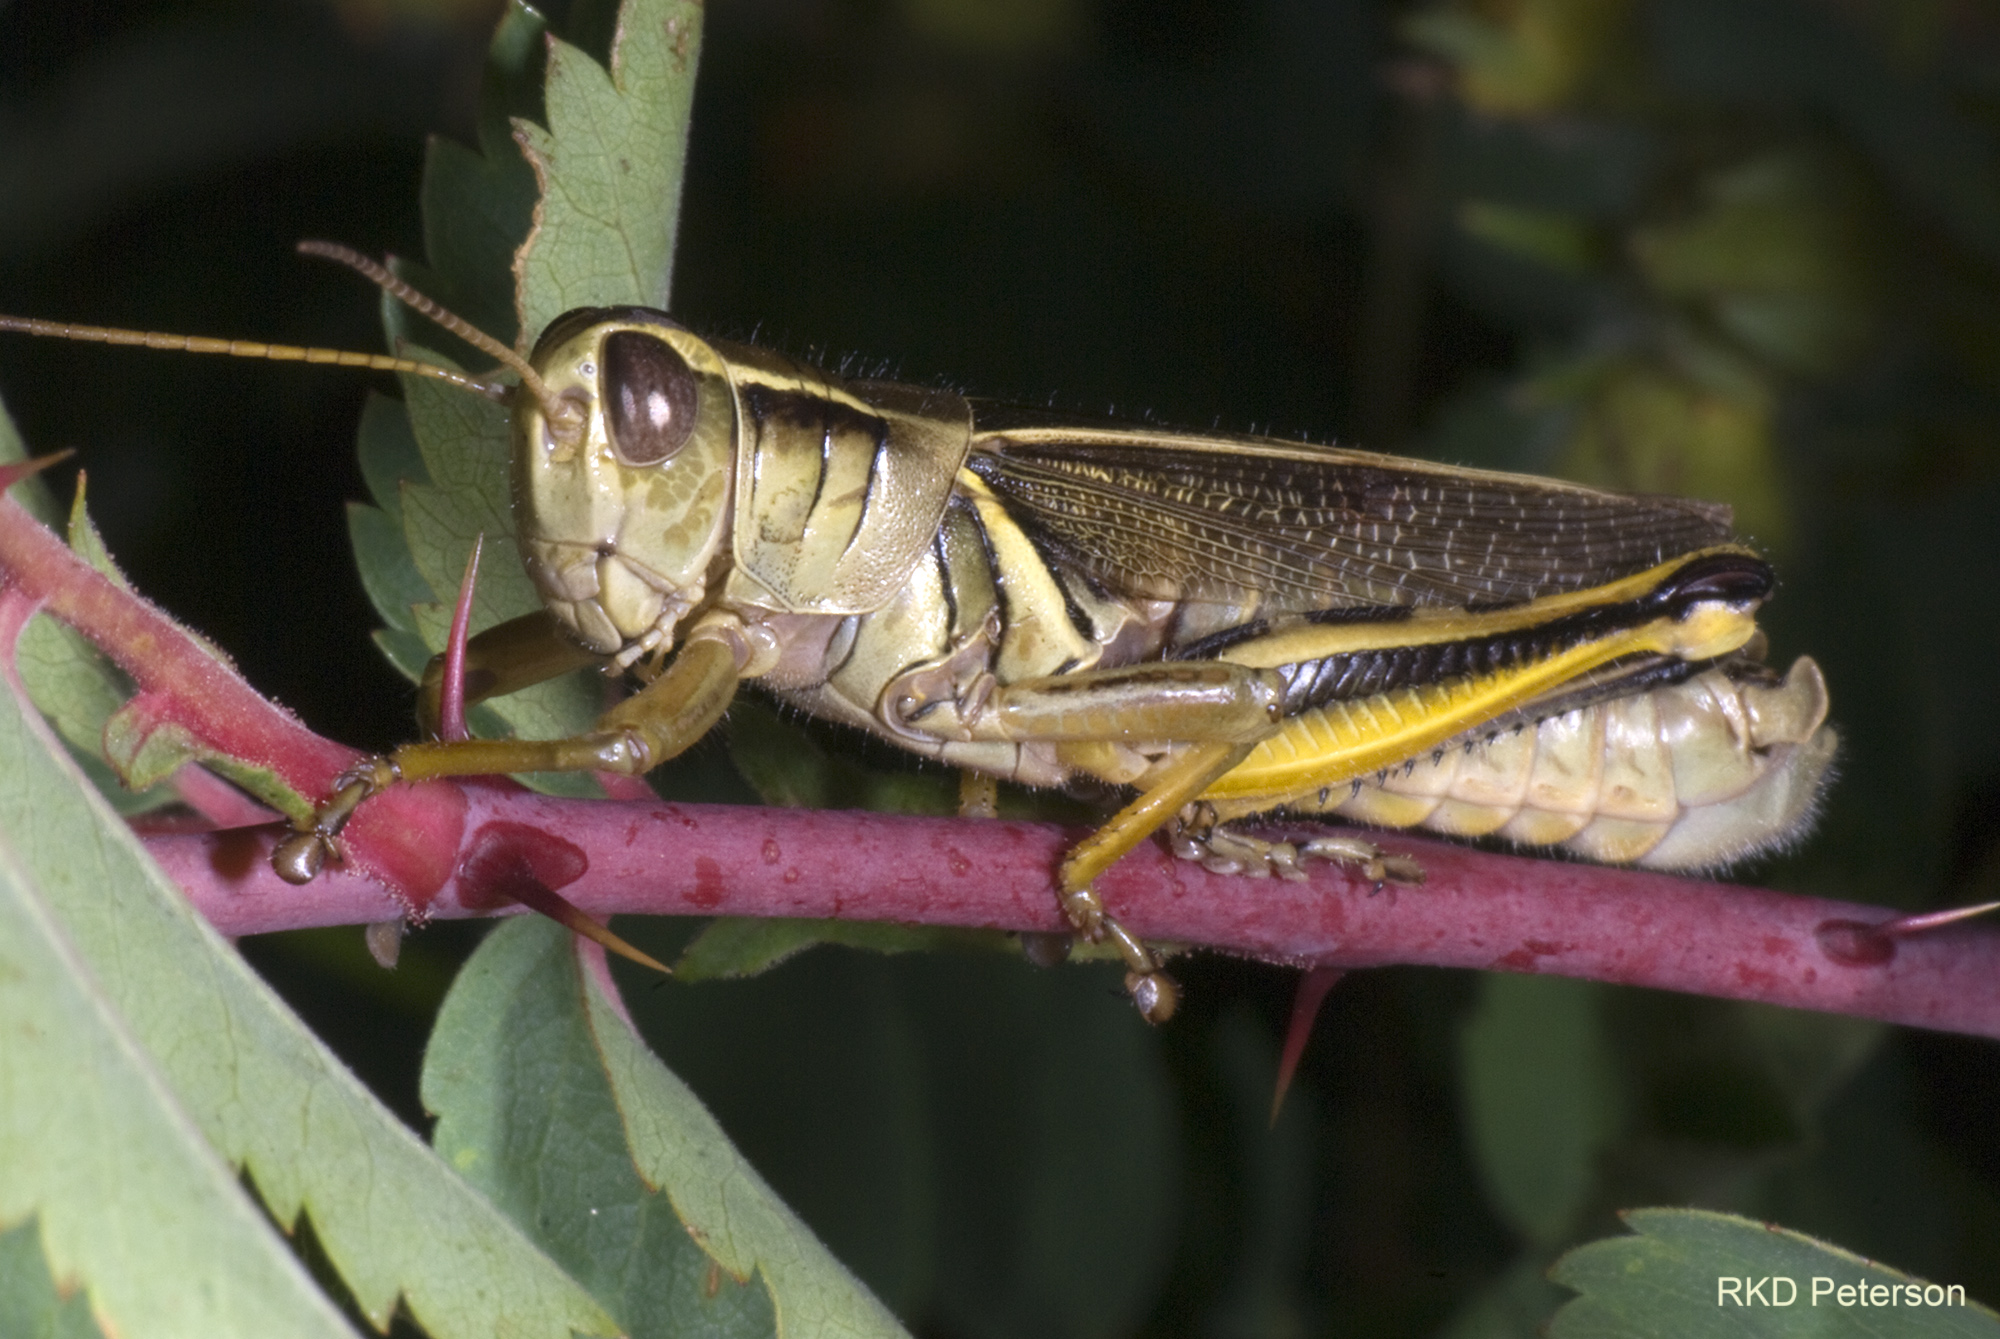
[1199,600,1759,807]
[1213,545,1758,669]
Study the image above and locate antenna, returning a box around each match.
[0,242,588,443]
[296,242,582,439]
[0,311,511,402]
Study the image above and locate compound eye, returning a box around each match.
[603,330,698,465]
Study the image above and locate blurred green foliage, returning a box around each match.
[2,0,1999,1335]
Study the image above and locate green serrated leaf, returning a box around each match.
[1550,1208,2000,1338]
[362,2,541,664]
[0,1219,109,1339]
[674,916,1017,982]
[351,0,704,802]
[370,0,537,559]
[396,372,613,755]
[484,0,555,132]
[394,375,608,776]
[620,944,1178,1330]
[421,153,538,350]
[96,707,307,820]
[587,936,914,1337]
[427,916,908,1338]
[63,483,129,590]
[399,378,522,612]
[1460,974,1623,1246]
[10,585,177,814]
[14,611,131,761]
[0,644,617,1338]
[382,2,545,363]
[0,751,355,1338]
[426,917,783,1338]
[514,0,704,334]
[355,392,428,524]
[389,1,547,361]
[347,502,431,637]
[1,393,165,813]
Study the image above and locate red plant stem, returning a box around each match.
[9,480,1997,1039]
[145,789,2000,1040]
[0,493,356,795]
[0,492,467,900]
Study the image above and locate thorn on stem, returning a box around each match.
[440,534,482,743]
[1272,965,1346,1125]
[461,820,672,976]
[1878,899,2000,938]
[1816,899,2000,966]
[0,450,74,493]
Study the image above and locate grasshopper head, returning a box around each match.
[513,309,738,663]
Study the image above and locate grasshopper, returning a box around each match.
[0,244,1836,1021]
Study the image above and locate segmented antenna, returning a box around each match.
[0,242,589,442]
[0,306,511,403]
[295,241,581,438]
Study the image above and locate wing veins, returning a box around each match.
[970,440,1735,611]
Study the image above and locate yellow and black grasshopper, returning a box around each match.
[0,244,1836,1021]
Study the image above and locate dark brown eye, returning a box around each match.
[603,330,698,464]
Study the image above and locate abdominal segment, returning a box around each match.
[1201,656,1835,871]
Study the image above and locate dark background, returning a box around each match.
[3,1,1998,1335]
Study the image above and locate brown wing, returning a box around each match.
[963,410,1736,613]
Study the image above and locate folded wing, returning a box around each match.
[965,416,1736,613]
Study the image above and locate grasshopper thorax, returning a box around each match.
[514,308,740,666]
